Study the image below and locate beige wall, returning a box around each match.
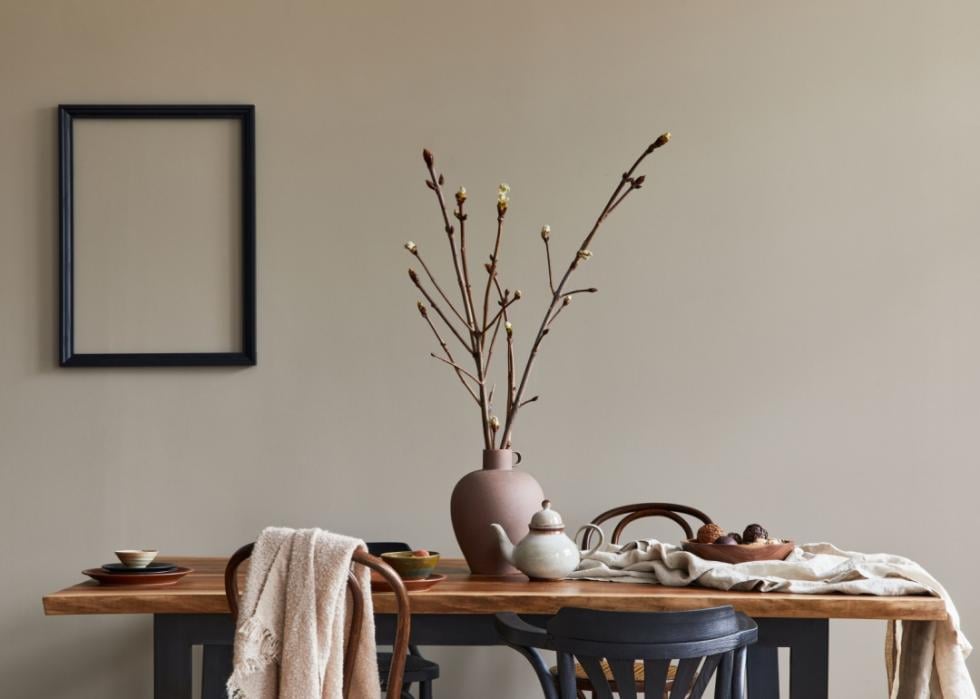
[2,1,978,696]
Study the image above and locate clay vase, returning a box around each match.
[450,449,545,575]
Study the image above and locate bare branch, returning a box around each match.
[416,303,479,403]
[409,269,471,350]
[500,134,669,447]
[541,226,555,294]
[429,353,483,385]
[484,289,521,332]
[562,287,598,298]
[410,247,469,326]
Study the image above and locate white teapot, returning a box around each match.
[490,500,604,580]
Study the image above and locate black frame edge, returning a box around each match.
[57,104,257,368]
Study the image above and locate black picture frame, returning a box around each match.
[58,104,256,367]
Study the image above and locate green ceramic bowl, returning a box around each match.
[380,551,441,580]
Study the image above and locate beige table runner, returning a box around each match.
[571,541,974,699]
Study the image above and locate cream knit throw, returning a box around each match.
[571,540,975,699]
[227,527,380,699]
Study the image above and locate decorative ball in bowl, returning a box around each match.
[115,549,158,568]
[380,550,440,580]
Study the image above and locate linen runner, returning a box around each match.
[571,540,974,699]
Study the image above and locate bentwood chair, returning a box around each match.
[366,542,440,699]
[580,503,714,549]
[495,606,757,699]
[225,542,412,699]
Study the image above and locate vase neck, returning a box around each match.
[483,449,515,470]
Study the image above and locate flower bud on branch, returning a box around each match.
[646,132,671,153]
[405,241,418,254]
[497,183,510,217]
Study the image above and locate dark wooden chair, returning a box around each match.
[366,542,440,699]
[495,606,757,699]
[580,503,714,549]
[225,542,412,699]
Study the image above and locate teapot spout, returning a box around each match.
[489,523,516,565]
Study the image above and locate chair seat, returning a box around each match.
[550,659,676,693]
[378,652,440,684]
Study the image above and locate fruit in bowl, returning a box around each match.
[380,550,440,580]
[682,523,794,564]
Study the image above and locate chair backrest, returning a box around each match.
[224,542,411,699]
[547,606,756,699]
[582,502,714,548]
[366,541,410,556]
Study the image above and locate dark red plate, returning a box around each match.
[370,572,447,593]
[82,566,192,586]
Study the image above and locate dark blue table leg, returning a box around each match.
[789,619,829,698]
[748,643,779,697]
[202,644,234,699]
[153,614,235,699]
[752,618,830,699]
[154,615,193,699]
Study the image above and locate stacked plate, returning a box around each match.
[82,561,192,586]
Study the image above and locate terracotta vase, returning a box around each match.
[450,449,545,575]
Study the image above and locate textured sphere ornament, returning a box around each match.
[742,523,769,544]
[696,523,725,544]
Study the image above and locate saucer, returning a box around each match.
[101,562,177,574]
[370,572,447,593]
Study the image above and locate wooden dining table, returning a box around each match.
[43,556,946,699]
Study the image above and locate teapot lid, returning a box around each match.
[529,500,565,531]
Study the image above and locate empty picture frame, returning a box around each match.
[58,104,256,367]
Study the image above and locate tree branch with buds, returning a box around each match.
[405,134,670,451]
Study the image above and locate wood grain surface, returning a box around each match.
[42,556,947,621]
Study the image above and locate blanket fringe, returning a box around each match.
[226,616,282,697]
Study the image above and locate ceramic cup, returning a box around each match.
[115,549,158,568]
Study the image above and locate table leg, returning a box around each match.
[753,618,830,699]
[153,614,235,699]
[202,644,234,699]
[153,615,193,699]
[747,643,779,697]
[788,619,829,698]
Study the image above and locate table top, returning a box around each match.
[42,556,947,621]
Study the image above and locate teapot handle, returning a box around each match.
[576,524,605,558]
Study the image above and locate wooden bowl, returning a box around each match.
[681,540,795,564]
[380,551,440,580]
